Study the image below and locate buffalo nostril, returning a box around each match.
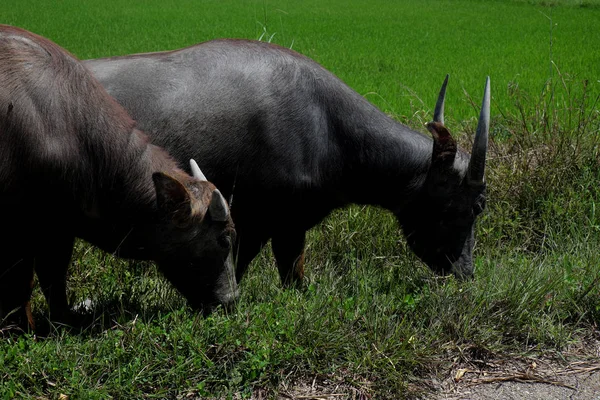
[220,288,240,310]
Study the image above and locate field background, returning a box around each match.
[1,0,600,399]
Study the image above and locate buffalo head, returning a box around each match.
[152,159,238,313]
[399,75,490,278]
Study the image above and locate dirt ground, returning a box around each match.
[423,337,600,400]
[265,341,600,400]
[428,358,600,400]
[268,365,600,400]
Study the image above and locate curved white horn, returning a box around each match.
[190,159,207,181]
[467,76,490,185]
[209,189,229,222]
[433,74,449,124]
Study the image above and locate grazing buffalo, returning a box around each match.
[85,39,489,286]
[0,26,237,332]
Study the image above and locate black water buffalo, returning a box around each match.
[0,26,237,332]
[85,39,489,286]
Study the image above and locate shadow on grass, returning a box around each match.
[31,298,191,338]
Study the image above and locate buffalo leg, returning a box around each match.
[0,255,35,332]
[271,230,307,287]
[234,232,269,283]
[34,234,75,324]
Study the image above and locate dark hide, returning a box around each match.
[85,39,489,286]
[0,26,237,332]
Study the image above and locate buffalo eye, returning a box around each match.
[217,234,232,249]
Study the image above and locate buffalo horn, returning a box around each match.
[433,74,449,124]
[190,159,207,181]
[209,189,230,222]
[467,77,490,185]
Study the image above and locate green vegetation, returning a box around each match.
[1,0,599,398]
[3,0,600,120]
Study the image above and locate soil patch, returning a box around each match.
[427,340,600,400]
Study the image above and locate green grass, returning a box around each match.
[3,0,600,120]
[1,0,600,398]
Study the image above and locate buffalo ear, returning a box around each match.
[425,122,459,197]
[152,172,193,227]
[426,121,457,165]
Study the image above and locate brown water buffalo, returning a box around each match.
[85,39,489,286]
[0,26,237,332]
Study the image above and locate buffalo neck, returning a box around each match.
[326,84,433,213]
[74,128,174,259]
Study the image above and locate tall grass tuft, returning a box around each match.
[479,72,600,253]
